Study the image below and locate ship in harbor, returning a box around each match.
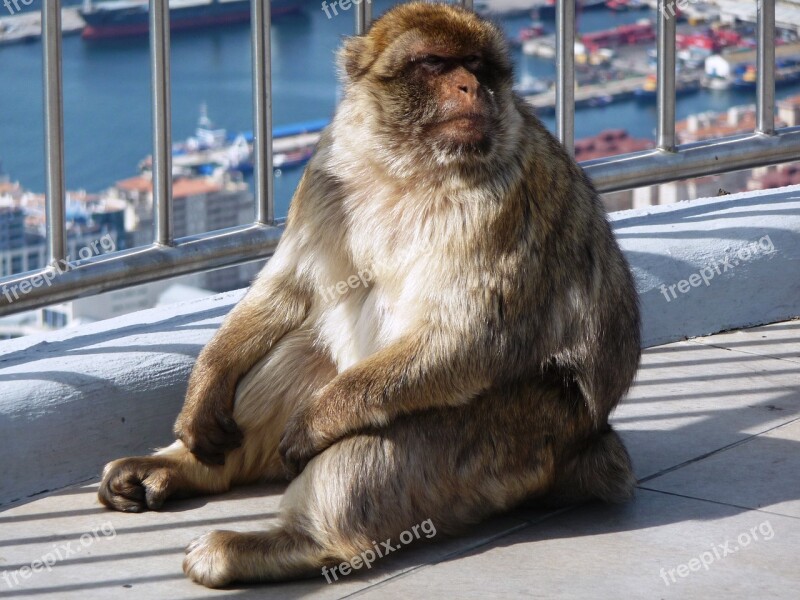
[79,0,302,40]
[530,0,609,20]
[138,106,327,178]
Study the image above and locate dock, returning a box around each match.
[0,7,85,47]
[524,76,649,114]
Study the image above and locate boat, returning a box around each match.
[139,107,326,177]
[513,74,550,96]
[634,74,701,102]
[517,21,546,43]
[606,0,647,11]
[80,0,302,40]
[731,60,800,90]
[582,94,613,108]
[531,0,608,21]
[703,75,731,91]
[474,2,533,18]
[273,147,315,173]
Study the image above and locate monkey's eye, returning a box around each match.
[464,55,483,71]
[418,55,447,71]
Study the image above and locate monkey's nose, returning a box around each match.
[457,82,478,99]
[450,68,479,101]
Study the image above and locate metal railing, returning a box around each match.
[0,0,792,316]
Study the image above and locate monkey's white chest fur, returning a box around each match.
[316,214,445,371]
[315,181,487,373]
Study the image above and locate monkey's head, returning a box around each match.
[338,2,519,174]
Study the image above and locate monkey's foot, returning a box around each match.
[183,530,240,588]
[98,456,180,512]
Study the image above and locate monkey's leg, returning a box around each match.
[183,380,636,588]
[183,387,570,587]
[98,328,336,512]
[541,425,635,507]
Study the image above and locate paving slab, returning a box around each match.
[643,418,800,519]
[692,318,800,365]
[364,489,799,599]
[611,340,800,481]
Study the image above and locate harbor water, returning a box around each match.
[1,1,798,217]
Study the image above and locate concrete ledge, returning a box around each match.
[1,186,798,506]
[611,184,800,346]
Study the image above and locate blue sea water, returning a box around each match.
[0,1,796,218]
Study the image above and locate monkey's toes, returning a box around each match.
[184,530,239,588]
[98,458,175,513]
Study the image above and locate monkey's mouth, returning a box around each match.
[432,114,489,146]
[438,113,485,127]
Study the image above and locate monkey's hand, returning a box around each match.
[174,386,243,466]
[278,400,336,477]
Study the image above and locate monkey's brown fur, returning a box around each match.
[98,3,640,588]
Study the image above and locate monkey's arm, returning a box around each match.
[279,328,489,474]
[174,264,310,465]
[174,165,339,465]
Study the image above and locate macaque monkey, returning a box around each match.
[99,2,641,588]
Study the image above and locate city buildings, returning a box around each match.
[0,168,262,337]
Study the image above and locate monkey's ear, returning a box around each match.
[338,36,373,82]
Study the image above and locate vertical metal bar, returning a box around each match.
[757,0,776,135]
[462,0,474,10]
[252,0,274,224]
[42,0,66,265]
[656,0,676,151]
[355,0,372,35]
[555,0,575,155]
[150,0,173,245]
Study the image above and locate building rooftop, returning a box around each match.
[573,129,653,161]
[751,165,800,190]
[115,176,223,199]
[676,105,787,143]
[2,319,797,598]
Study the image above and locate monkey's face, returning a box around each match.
[340,3,515,169]
[391,47,501,153]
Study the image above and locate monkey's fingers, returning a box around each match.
[98,457,176,513]
[278,425,321,479]
[179,412,244,466]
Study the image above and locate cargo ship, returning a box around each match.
[140,106,328,177]
[80,0,301,40]
[531,0,608,21]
